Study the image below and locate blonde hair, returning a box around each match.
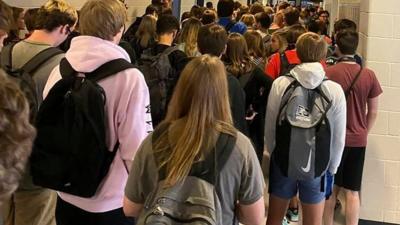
[178,18,202,57]
[135,15,157,49]
[35,0,78,31]
[225,33,254,77]
[296,32,327,62]
[155,55,236,186]
[271,29,288,53]
[0,70,36,201]
[240,14,255,27]
[79,0,127,41]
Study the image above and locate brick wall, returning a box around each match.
[359,0,400,223]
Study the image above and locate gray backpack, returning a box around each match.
[273,75,332,180]
[136,124,236,225]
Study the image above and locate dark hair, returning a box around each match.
[35,0,77,32]
[197,24,227,57]
[233,1,242,10]
[202,9,217,25]
[24,8,39,32]
[190,5,203,19]
[145,4,160,16]
[284,7,300,26]
[217,0,234,18]
[161,7,173,15]
[181,11,191,22]
[255,12,271,29]
[285,24,307,49]
[249,2,264,15]
[334,19,357,34]
[336,30,359,55]
[318,10,330,17]
[307,19,324,34]
[206,1,213,9]
[156,14,179,35]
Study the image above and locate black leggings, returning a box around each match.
[56,197,135,225]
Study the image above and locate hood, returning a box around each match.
[290,62,326,89]
[65,36,130,73]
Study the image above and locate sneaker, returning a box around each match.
[286,208,299,222]
[282,216,290,225]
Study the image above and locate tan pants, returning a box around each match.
[2,188,57,225]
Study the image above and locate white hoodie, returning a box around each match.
[265,62,346,174]
[43,36,153,212]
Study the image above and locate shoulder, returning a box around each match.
[321,80,345,104]
[233,132,254,159]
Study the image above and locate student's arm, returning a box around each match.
[237,137,265,225]
[117,69,153,167]
[123,197,143,217]
[124,136,153,217]
[367,96,379,133]
[264,78,286,154]
[328,83,347,174]
[237,197,265,225]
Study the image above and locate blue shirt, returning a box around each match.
[218,17,247,34]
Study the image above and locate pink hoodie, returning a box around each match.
[43,36,153,213]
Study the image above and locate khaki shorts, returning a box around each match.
[2,188,57,225]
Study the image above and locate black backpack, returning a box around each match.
[138,46,178,127]
[31,58,135,197]
[279,52,298,77]
[0,43,64,122]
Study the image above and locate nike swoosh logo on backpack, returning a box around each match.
[301,149,312,173]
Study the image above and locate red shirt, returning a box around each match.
[265,49,327,80]
[325,63,383,147]
[265,50,300,80]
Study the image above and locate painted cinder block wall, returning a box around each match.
[359,0,400,224]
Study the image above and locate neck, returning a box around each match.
[260,27,269,33]
[26,30,57,46]
[158,35,172,46]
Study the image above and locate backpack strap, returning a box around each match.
[60,58,135,82]
[0,42,17,72]
[21,47,64,74]
[279,52,290,76]
[190,133,236,185]
[344,65,363,99]
[160,45,179,56]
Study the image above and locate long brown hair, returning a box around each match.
[0,70,36,201]
[225,32,254,77]
[155,55,236,186]
[244,30,265,58]
[135,15,157,48]
[178,17,201,57]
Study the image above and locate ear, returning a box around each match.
[59,25,69,35]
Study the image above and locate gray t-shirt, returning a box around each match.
[125,130,264,224]
[11,40,64,190]
[12,40,64,105]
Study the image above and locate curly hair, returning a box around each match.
[0,70,36,202]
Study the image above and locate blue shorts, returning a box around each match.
[269,160,327,204]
